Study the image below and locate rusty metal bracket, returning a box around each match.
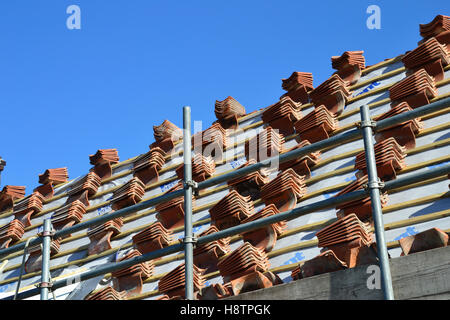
[183,236,197,248]
[38,230,55,238]
[35,281,53,289]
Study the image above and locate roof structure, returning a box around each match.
[0,14,449,300]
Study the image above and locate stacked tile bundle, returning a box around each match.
[50,200,87,237]
[261,96,303,135]
[85,286,126,300]
[279,140,321,178]
[402,37,449,81]
[132,222,174,254]
[25,239,61,273]
[315,214,377,268]
[67,171,102,206]
[0,185,25,212]
[87,218,123,255]
[110,177,146,210]
[309,74,352,116]
[155,182,196,230]
[158,263,206,299]
[227,159,270,200]
[217,242,270,283]
[373,102,423,149]
[89,149,119,180]
[133,147,166,184]
[35,167,69,199]
[209,190,254,230]
[111,249,155,297]
[335,175,389,222]
[389,68,437,109]
[280,72,313,104]
[192,123,229,162]
[176,153,216,182]
[151,120,183,152]
[193,225,231,272]
[399,227,449,256]
[240,204,286,252]
[0,219,25,249]
[331,51,366,85]
[13,192,44,227]
[260,168,307,212]
[214,96,246,129]
[354,137,407,181]
[244,126,285,163]
[291,250,347,280]
[294,105,339,143]
[419,15,450,45]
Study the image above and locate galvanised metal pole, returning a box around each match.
[6,163,450,301]
[360,104,395,300]
[182,106,195,300]
[40,219,52,300]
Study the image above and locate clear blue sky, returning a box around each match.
[0,0,448,193]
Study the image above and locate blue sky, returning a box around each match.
[0,0,448,193]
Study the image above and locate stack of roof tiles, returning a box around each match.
[331,51,366,85]
[209,190,254,230]
[309,74,352,115]
[151,120,183,152]
[87,218,123,255]
[217,242,270,282]
[420,15,450,41]
[354,137,407,181]
[214,96,246,129]
[50,200,87,236]
[0,185,25,212]
[399,227,449,256]
[261,96,303,135]
[110,177,146,210]
[193,225,231,272]
[155,182,196,230]
[374,102,423,149]
[279,140,321,178]
[89,149,119,180]
[38,168,69,185]
[35,167,69,199]
[158,263,206,299]
[176,154,216,182]
[389,68,437,109]
[241,204,286,252]
[260,168,307,212]
[245,126,285,162]
[25,239,61,273]
[0,219,25,249]
[294,105,339,143]
[291,250,347,280]
[133,147,166,184]
[85,286,126,300]
[402,37,449,81]
[335,175,389,222]
[192,123,229,161]
[280,72,313,104]
[315,214,377,269]
[67,171,102,199]
[111,249,155,297]
[227,159,270,200]
[132,222,174,254]
[13,192,44,227]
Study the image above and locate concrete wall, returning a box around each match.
[226,246,450,300]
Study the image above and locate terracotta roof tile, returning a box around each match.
[261,96,303,135]
[309,74,351,115]
[25,239,61,273]
[279,140,321,178]
[50,200,86,238]
[193,225,231,272]
[215,96,246,129]
[85,286,126,300]
[399,227,449,255]
[294,105,339,143]
[420,15,450,39]
[227,159,270,200]
[0,185,25,212]
[245,126,285,162]
[0,219,24,249]
[13,192,44,227]
[158,263,206,298]
[291,250,347,280]
[132,221,174,255]
[209,190,254,230]
[176,153,216,182]
[331,50,366,85]
[87,218,123,255]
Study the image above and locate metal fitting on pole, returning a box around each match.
[182,106,194,300]
[359,104,395,300]
[40,219,53,300]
